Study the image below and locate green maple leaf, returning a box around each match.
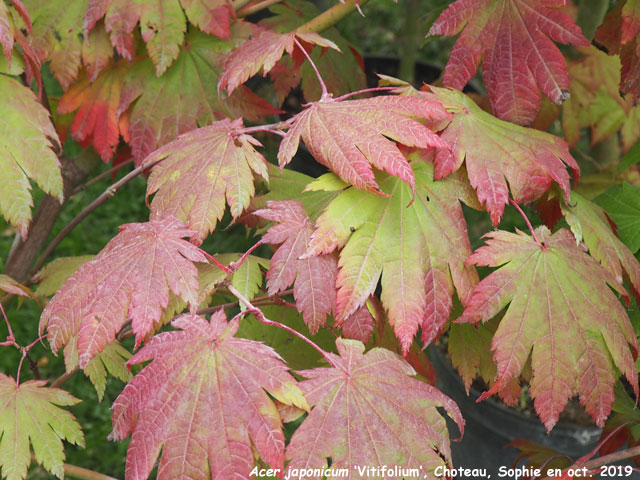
[459,227,639,432]
[119,28,279,163]
[0,374,84,480]
[23,0,88,89]
[563,47,640,153]
[562,191,640,299]
[596,183,640,254]
[305,152,479,353]
[0,75,62,238]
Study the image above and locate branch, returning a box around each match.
[583,445,640,471]
[63,463,120,480]
[237,0,283,17]
[30,157,163,276]
[227,284,340,369]
[295,0,370,34]
[72,158,135,195]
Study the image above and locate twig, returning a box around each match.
[63,463,120,480]
[230,239,264,272]
[72,158,135,195]
[227,284,340,369]
[0,301,14,342]
[509,198,542,247]
[51,368,79,388]
[541,445,640,480]
[295,0,370,34]
[333,86,396,102]
[235,119,293,137]
[200,250,232,274]
[30,157,164,276]
[294,37,330,100]
[237,0,283,17]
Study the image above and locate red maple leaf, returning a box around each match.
[145,118,268,243]
[429,0,589,125]
[40,216,207,370]
[57,62,128,162]
[286,339,464,477]
[595,0,640,102]
[218,29,339,94]
[278,95,451,193]
[110,312,308,480]
[255,200,338,334]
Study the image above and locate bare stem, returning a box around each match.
[30,157,163,276]
[230,239,264,272]
[293,38,330,100]
[295,0,370,34]
[235,119,292,137]
[583,445,640,470]
[333,86,397,102]
[237,0,282,17]
[227,284,339,369]
[0,302,14,341]
[63,463,120,480]
[72,158,135,195]
[200,250,232,275]
[509,198,542,247]
[51,368,79,388]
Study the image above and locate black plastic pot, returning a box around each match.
[429,346,602,477]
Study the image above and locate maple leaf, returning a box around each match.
[426,86,579,225]
[57,62,128,161]
[82,22,113,81]
[84,341,132,402]
[84,0,238,74]
[33,255,95,297]
[458,227,639,431]
[0,75,62,238]
[305,154,479,353]
[428,0,588,125]
[110,311,308,480]
[0,374,84,480]
[145,118,268,243]
[0,274,33,299]
[23,0,87,89]
[561,191,640,300]
[278,95,451,193]
[341,303,375,344]
[236,305,337,370]
[83,0,186,76]
[596,183,640,254]
[118,29,280,163]
[255,200,338,334]
[254,164,341,221]
[286,339,464,478]
[595,0,640,103]
[218,29,339,94]
[260,0,367,103]
[563,47,640,153]
[0,2,14,61]
[39,216,207,370]
[180,0,235,39]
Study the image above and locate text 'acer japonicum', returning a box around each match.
[2,0,640,478]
